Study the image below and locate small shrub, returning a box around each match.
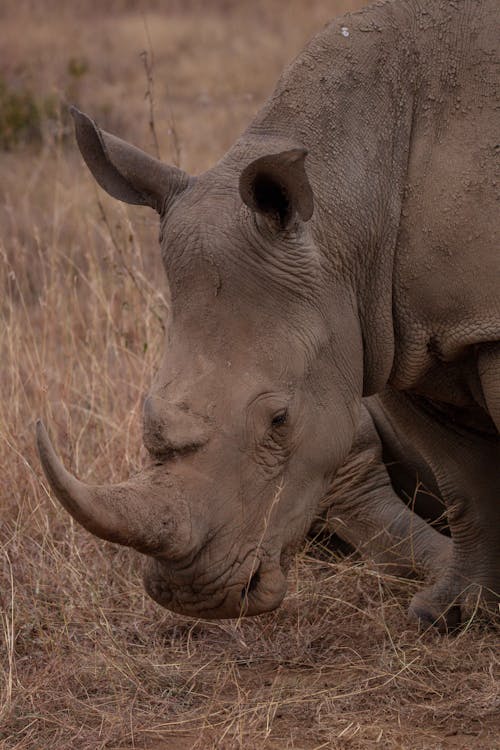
[0,77,42,149]
[67,56,89,79]
[0,57,89,151]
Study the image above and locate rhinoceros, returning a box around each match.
[37,0,499,631]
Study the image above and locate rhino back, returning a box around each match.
[219,0,498,398]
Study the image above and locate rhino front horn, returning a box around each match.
[36,420,192,558]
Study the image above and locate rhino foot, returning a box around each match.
[408,575,499,633]
[408,588,462,634]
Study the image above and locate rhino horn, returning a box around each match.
[70,107,192,213]
[36,420,192,558]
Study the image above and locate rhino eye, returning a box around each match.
[271,409,288,428]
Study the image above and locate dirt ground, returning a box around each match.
[0,1,499,748]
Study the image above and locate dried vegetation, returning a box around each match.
[0,1,498,748]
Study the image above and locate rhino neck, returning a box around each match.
[228,1,421,397]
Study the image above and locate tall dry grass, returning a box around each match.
[1,1,499,748]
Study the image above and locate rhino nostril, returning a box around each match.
[241,565,261,600]
[143,395,210,458]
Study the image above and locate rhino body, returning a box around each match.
[38,0,499,630]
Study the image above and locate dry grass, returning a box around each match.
[1,1,499,748]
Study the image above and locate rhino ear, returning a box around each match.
[239,148,313,229]
[70,107,190,213]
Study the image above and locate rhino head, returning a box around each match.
[37,108,365,618]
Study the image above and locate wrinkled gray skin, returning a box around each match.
[37,0,499,631]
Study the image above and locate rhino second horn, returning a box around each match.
[36,420,189,556]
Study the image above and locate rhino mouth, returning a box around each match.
[239,560,288,617]
[143,553,288,619]
[242,564,261,600]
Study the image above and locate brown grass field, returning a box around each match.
[1,1,499,748]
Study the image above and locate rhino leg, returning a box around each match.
[408,459,500,633]
[372,388,500,633]
[313,404,451,579]
[478,342,500,432]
